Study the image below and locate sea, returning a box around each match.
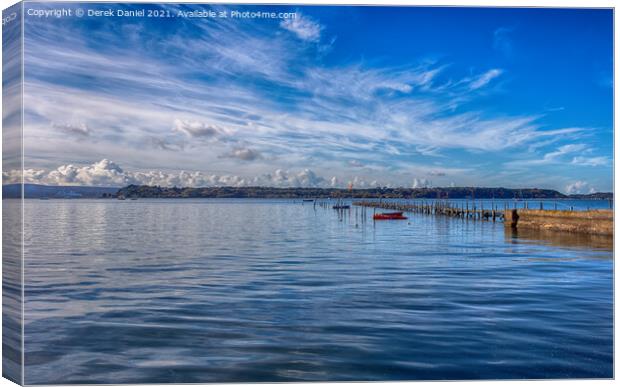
[3,198,613,383]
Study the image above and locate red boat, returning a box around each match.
[373,211,408,220]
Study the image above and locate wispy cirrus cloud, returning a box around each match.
[505,143,610,169]
[280,13,323,42]
[469,69,503,90]
[572,156,610,167]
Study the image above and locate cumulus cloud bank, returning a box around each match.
[412,178,430,189]
[5,159,383,189]
[27,159,131,187]
[565,180,596,195]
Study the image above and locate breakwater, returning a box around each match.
[505,209,613,236]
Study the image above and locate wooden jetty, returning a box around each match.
[353,200,613,236]
[353,200,505,222]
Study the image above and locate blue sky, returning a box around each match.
[17,3,613,193]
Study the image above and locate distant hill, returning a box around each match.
[567,192,614,200]
[116,184,614,200]
[2,184,119,199]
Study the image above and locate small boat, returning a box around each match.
[333,205,350,210]
[373,211,408,220]
[303,199,314,202]
[117,196,126,201]
[130,197,138,200]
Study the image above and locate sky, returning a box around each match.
[13,3,613,193]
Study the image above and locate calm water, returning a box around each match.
[16,199,613,383]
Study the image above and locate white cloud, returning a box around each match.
[302,65,442,105]
[294,169,325,187]
[412,178,430,188]
[565,180,596,195]
[3,168,46,185]
[469,69,503,90]
[280,14,322,42]
[545,144,587,159]
[56,159,129,186]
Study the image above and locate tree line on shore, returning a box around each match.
[115,184,613,200]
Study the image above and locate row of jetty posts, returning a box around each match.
[306,199,601,223]
[311,199,372,225]
[353,200,507,222]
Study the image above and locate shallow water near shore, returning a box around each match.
[16,198,613,383]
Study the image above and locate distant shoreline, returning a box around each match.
[115,185,614,200]
[2,183,613,200]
